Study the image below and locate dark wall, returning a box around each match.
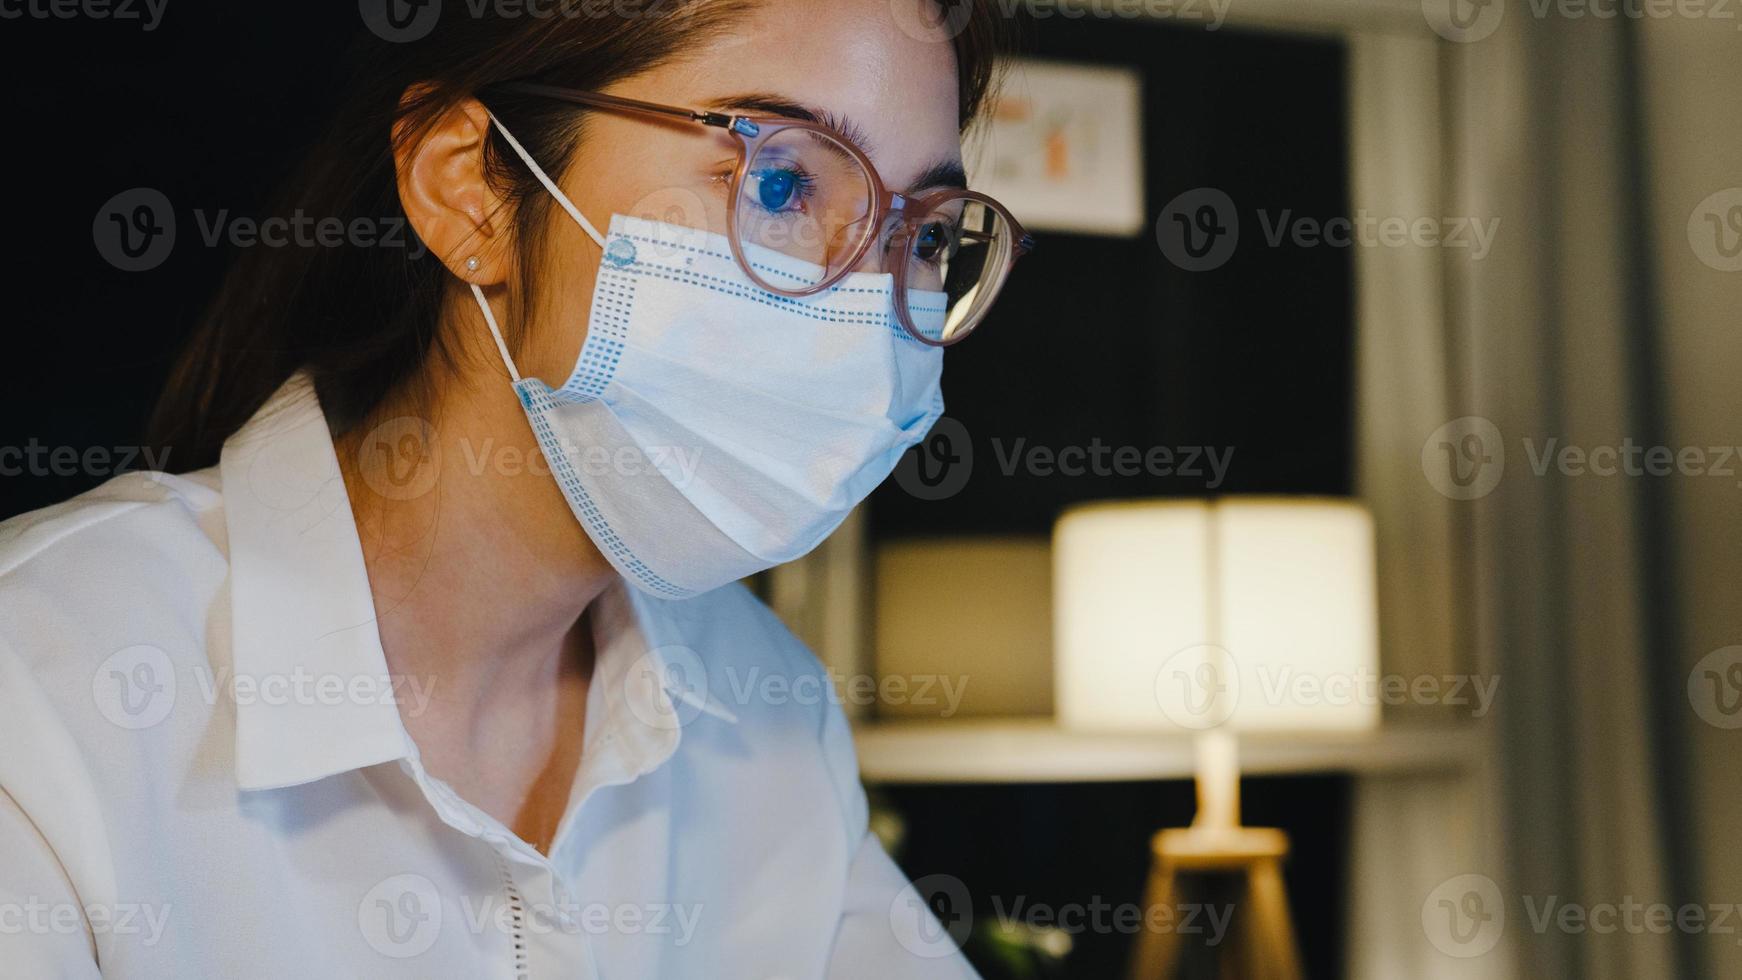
[884,775,1352,979]
[871,16,1353,537]
[0,3,370,519]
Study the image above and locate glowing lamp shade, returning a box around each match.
[1053,498,1380,734]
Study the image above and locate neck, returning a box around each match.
[334,365,617,744]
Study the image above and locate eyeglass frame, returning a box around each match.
[487,82,1034,347]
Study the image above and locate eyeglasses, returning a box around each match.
[491,82,1033,346]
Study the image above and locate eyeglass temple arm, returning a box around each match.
[501,82,1033,257]
[496,83,763,137]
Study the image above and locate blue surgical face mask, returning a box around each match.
[470,116,945,598]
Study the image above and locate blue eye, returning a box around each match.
[911,221,959,264]
[750,166,813,213]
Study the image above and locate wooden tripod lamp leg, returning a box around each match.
[1126,839,1181,980]
[1244,856,1303,980]
[1125,731,1303,980]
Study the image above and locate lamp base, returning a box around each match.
[1152,825,1289,868]
[1126,825,1303,980]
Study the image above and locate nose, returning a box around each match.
[848,244,891,276]
[845,213,905,277]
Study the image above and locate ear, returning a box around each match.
[394,88,509,284]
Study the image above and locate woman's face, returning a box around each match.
[510,0,964,384]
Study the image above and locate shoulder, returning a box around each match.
[0,467,226,587]
[638,582,823,687]
[634,582,870,832]
[0,469,230,848]
[0,468,228,700]
[635,582,850,733]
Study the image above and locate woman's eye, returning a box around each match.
[911,221,959,264]
[749,166,813,214]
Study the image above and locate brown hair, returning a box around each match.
[147,1,1010,471]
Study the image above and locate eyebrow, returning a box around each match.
[710,92,877,158]
[907,160,970,194]
[708,92,969,195]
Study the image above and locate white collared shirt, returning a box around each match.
[0,374,974,979]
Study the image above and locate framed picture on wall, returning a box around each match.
[967,57,1146,237]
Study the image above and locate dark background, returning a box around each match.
[0,4,1354,977]
[883,775,1352,978]
[866,14,1357,979]
[869,14,1353,537]
[0,4,371,518]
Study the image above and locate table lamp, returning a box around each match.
[1052,497,1379,979]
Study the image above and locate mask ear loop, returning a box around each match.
[470,282,522,383]
[466,112,610,384]
[485,110,607,249]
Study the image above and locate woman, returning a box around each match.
[0,0,1030,976]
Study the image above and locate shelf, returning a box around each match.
[852,718,1481,784]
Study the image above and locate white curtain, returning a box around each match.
[1350,11,1740,980]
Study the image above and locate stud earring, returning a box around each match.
[465,256,481,273]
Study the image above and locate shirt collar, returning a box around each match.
[221,372,411,791]
[221,372,736,794]
[586,583,740,777]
